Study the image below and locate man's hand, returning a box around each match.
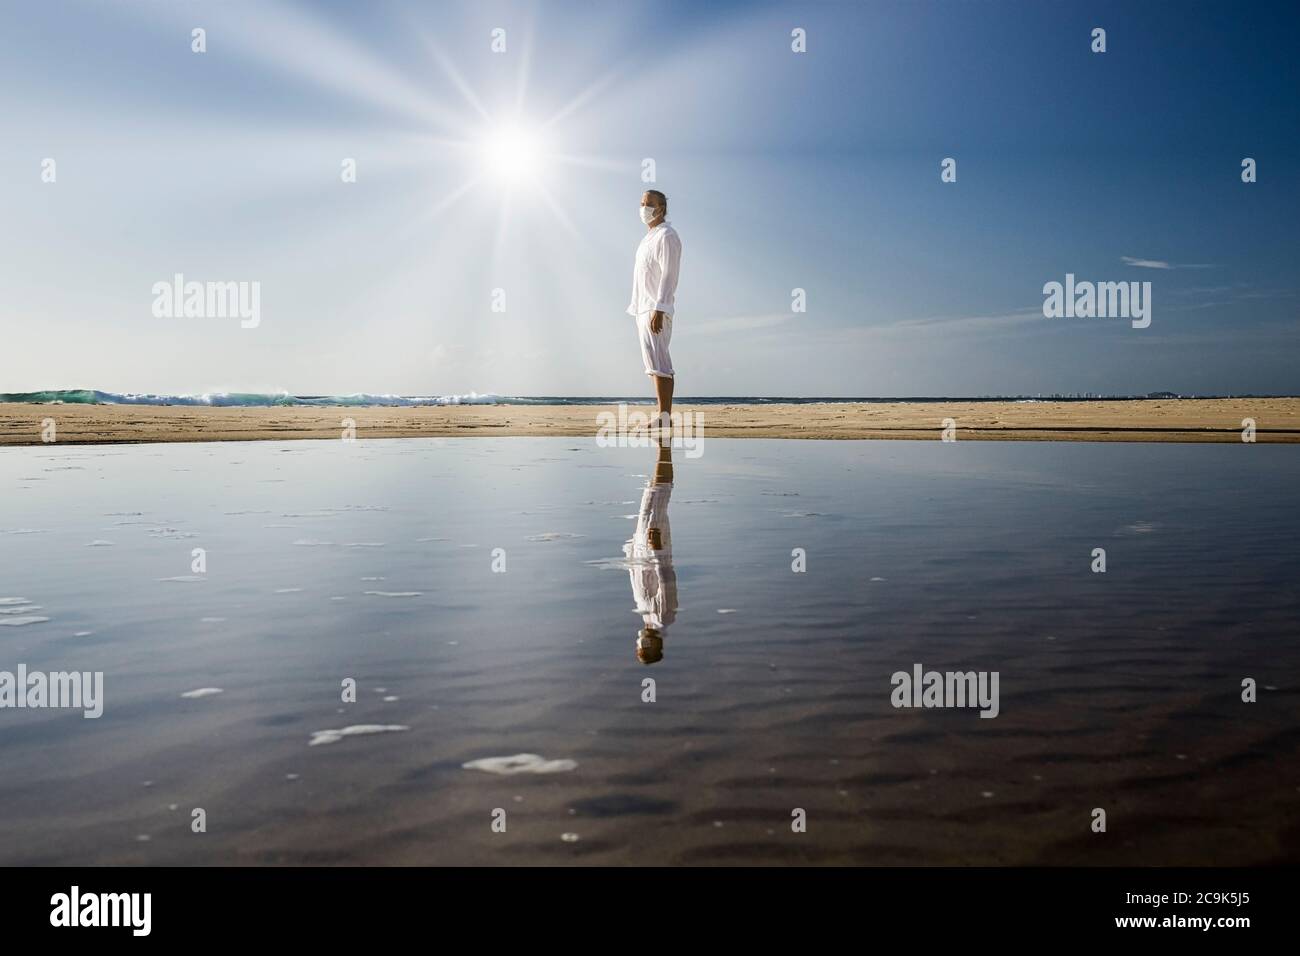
[650,310,665,334]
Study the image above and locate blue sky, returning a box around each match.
[1,0,1296,396]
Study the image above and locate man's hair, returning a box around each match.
[645,189,667,212]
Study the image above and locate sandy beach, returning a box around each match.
[2,398,1297,446]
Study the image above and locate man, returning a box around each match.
[626,189,682,427]
[625,444,677,664]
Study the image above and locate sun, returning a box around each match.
[481,122,548,186]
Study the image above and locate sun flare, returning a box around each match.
[481,123,548,186]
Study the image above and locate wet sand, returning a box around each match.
[2,398,1298,445]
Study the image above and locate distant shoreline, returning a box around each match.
[2,389,1298,409]
[3,398,1299,445]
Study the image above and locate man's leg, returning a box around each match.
[654,442,673,483]
[653,374,674,423]
[638,311,674,427]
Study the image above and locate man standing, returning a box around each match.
[627,189,682,427]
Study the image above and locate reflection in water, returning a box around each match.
[625,445,677,664]
[5,438,1300,865]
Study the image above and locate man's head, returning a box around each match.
[636,627,664,664]
[640,190,667,227]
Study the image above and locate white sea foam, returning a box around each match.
[364,591,422,598]
[1117,521,1158,535]
[0,616,50,627]
[462,754,578,775]
[180,687,223,699]
[308,724,409,746]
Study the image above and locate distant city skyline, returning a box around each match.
[2,0,1296,397]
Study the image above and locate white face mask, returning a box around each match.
[639,205,659,225]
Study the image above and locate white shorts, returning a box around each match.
[635,312,674,378]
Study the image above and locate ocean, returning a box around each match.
[0,389,1262,407]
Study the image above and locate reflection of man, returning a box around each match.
[626,445,677,664]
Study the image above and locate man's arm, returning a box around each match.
[649,232,682,333]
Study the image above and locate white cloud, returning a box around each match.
[878,306,1044,335]
[1122,256,1214,270]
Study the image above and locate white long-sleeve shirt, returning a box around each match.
[623,481,677,629]
[626,220,682,317]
